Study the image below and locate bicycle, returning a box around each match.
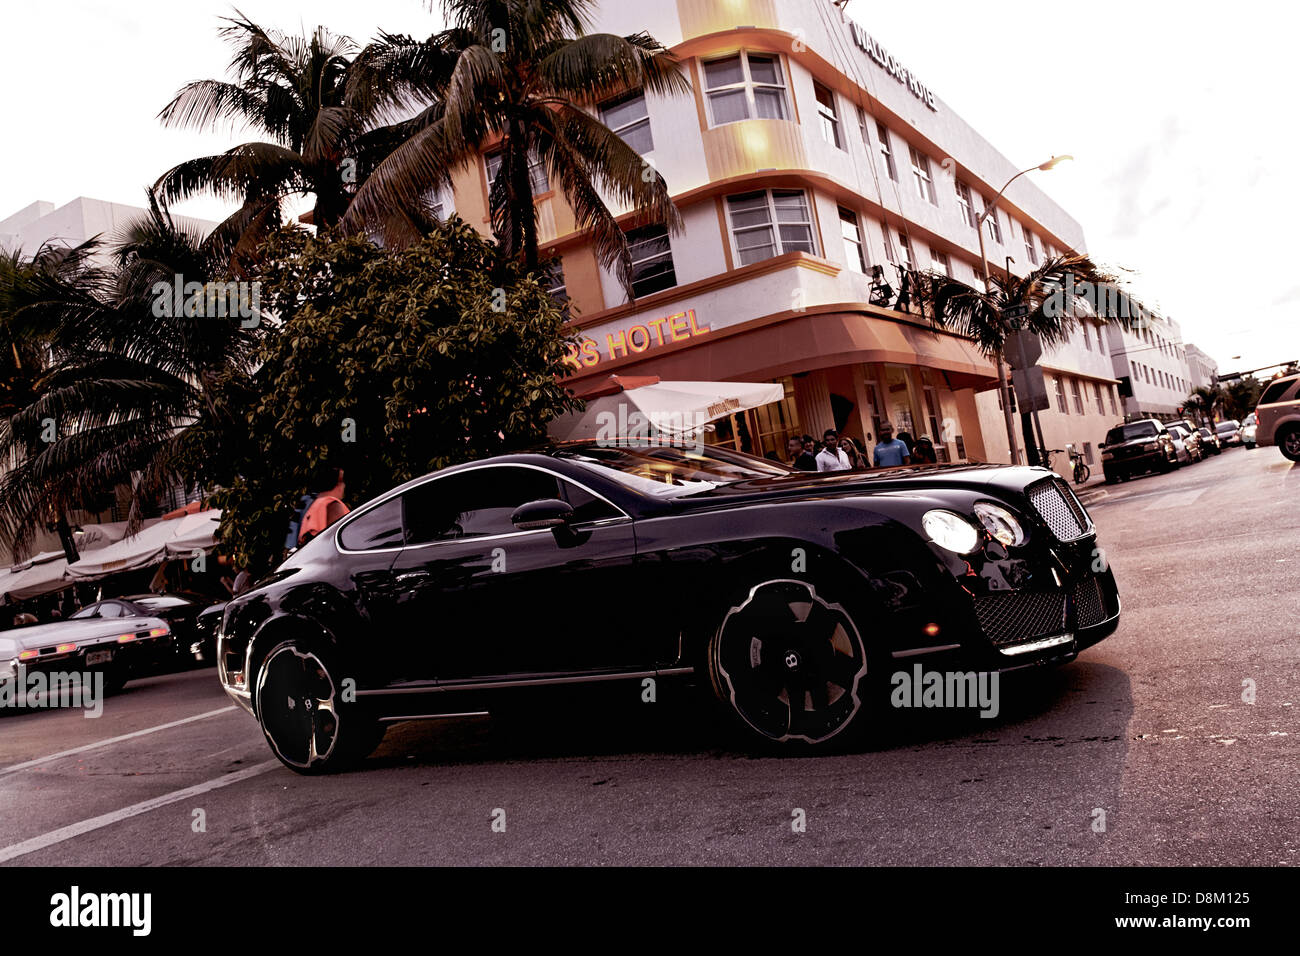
[1039,447,1090,484]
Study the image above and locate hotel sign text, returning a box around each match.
[847,21,939,112]
[564,309,710,371]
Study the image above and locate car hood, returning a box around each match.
[0,616,169,653]
[657,463,1057,510]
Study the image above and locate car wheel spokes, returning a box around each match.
[259,647,339,769]
[717,580,868,745]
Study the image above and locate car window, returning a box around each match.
[1106,422,1157,444]
[69,605,98,619]
[558,479,622,523]
[1259,380,1294,404]
[95,603,124,619]
[338,497,406,551]
[403,466,562,544]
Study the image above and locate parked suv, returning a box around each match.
[1101,419,1178,482]
[1255,374,1300,461]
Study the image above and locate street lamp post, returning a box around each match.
[975,155,1072,466]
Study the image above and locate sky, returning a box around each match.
[2,0,1295,376]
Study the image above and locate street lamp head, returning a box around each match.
[1038,154,1073,171]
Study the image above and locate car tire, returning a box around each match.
[1279,427,1300,462]
[100,664,129,696]
[254,640,384,774]
[707,578,871,752]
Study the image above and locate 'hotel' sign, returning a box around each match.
[847,21,939,113]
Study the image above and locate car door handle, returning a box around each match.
[395,570,431,583]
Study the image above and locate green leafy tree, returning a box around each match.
[198,218,580,571]
[1187,384,1222,427]
[1221,378,1262,421]
[344,0,690,292]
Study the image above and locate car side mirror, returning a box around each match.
[511,498,575,531]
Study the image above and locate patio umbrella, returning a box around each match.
[548,376,785,442]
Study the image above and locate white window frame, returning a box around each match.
[929,246,951,277]
[702,51,790,126]
[814,81,842,149]
[486,149,548,197]
[600,90,654,155]
[984,201,1003,243]
[909,146,937,204]
[1023,226,1039,266]
[838,206,867,273]
[625,223,677,298]
[876,122,898,181]
[955,181,976,229]
[725,189,818,266]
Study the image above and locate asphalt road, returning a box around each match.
[1,444,1296,866]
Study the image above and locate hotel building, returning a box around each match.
[434,0,1112,465]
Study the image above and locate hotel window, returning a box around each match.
[539,257,567,304]
[1097,327,1107,354]
[600,91,654,154]
[1094,382,1105,414]
[838,207,867,274]
[856,105,870,149]
[955,181,976,229]
[486,149,548,196]
[1109,386,1118,415]
[1023,226,1039,265]
[929,246,951,277]
[1071,378,1085,415]
[814,81,841,149]
[876,122,898,181]
[625,224,676,297]
[1082,323,1092,351]
[897,231,914,269]
[703,52,789,125]
[984,200,1003,243]
[726,189,815,265]
[1054,376,1069,414]
[909,146,937,204]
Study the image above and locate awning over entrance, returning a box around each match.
[563,310,997,392]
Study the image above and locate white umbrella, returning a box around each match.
[549,376,785,442]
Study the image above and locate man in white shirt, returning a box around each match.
[816,429,852,471]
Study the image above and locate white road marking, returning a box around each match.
[0,706,237,778]
[0,760,280,863]
[1143,489,1207,511]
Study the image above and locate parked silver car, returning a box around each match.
[0,613,171,697]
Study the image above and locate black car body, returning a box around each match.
[1196,427,1221,455]
[1100,420,1177,482]
[189,601,227,665]
[217,443,1121,773]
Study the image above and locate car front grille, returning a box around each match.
[1027,477,1091,541]
[973,591,1068,647]
[1072,575,1109,629]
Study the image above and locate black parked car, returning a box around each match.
[217,442,1121,773]
[1196,427,1222,455]
[1100,419,1178,482]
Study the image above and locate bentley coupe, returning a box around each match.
[217,442,1121,773]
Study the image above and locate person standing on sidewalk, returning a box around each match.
[297,464,350,547]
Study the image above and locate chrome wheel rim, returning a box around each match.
[257,646,339,769]
[714,580,868,745]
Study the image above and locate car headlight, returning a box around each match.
[973,502,1027,547]
[922,510,981,554]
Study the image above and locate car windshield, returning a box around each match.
[558,442,792,496]
[1106,422,1157,444]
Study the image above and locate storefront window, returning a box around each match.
[882,365,919,444]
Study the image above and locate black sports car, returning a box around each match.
[217,442,1120,773]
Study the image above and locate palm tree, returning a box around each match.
[0,195,262,556]
[916,253,1145,464]
[343,0,691,292]
[1187,384,1222,428]
[155,14,416,269]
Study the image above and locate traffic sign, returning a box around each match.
[1005,329,1043,369]
[1011,365,1051,412]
